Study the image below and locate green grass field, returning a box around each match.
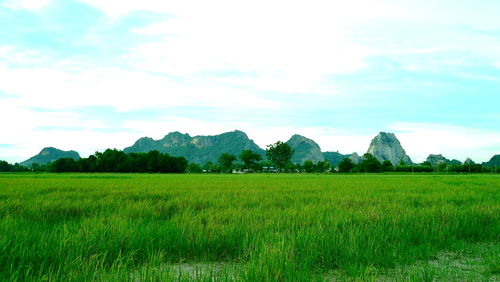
[0,174,499,281]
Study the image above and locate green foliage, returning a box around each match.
[218,153,237,173]
[49,149,188,173]
[0,174,498,281]
[266,141,294,172]
[239,150,262,170]
[302,160,331,173]
[436,162,448,172]
[202,161,218,172]
[0,160,11,172]
[382,160,394,172]
[338,158,355,173]
[357,153,383,173]
[315,161,331,173]
[303,160,314,173]
[187,163,203,173]
[0,160,29,172]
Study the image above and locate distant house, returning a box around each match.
[232,169,256,174]
[262,166,277,173]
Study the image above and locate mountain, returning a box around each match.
[348,153,362,164]
[124,130,264,164]
[464,158,475,164]
[483,155,500,167]
[367,132,412,165]
[21,147,80,167]
[323,151,362,166]
[426,154,451,166]
[425,154,464,166]
[286,134,324,164]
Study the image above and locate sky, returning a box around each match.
[1,0,499,164]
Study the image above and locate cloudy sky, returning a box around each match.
[1,0,499,163]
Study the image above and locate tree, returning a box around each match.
[382,160,394,172]
[359,153,382,173]
[265,141,294,172]
[203,161,217,172]
[218,153,237,173]
[239,150,262,170]
[187,163,202,173]
[315,161,331,173]
[303,160,314,173]
[436,162,447,173]
[0,160,11,172]
[338,158,354,173]
[50,158,77,172]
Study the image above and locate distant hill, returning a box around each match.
[426,154,451,166]
[323,151,362,166]
[19,131,495,169]
[483,155,500,167]
[425,154,462,166]
[21,147,80,167]
[367,132,412,165]
[124,130,264,164]
[286,134,324,164]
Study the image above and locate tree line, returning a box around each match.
[0,149,188,173]
[335,153,493,173]
[1,142,497,174]
[190,143,497,174]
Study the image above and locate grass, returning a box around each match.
[0,173,499,281]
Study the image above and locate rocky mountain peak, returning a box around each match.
[124,130,264,164]
[367,132,412,165]
[465,158,475,164]
[426,154,450,166]
[286,134,324,164]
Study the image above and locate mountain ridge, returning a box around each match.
[286,134,324,164]
[17,131,498,166]
[124,130,264,164]
[21,147,80,167]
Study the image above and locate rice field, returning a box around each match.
[0,173,499,281]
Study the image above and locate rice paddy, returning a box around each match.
[0,173,499,281]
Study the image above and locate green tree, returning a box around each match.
[315,161,331,173]
[265,141,294,172]
[49,158,77,172]
[338,158,354,173]
[218,153,237,173]
[382,160,394,172]
[0,160,11,172]
[303,160,314,173]
[359,153,382,173]
[187,163,203,173]
[203,161,217,172]
[239,149,262,170]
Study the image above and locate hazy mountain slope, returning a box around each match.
[21,147,80,167]
[286,134,324,164]
[124,130,264,164]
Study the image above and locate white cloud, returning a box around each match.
[80,0,400,96]
[2,0,51,10]
[0,99,130,162]
[0,62,280,112]
[0,45,48,65]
